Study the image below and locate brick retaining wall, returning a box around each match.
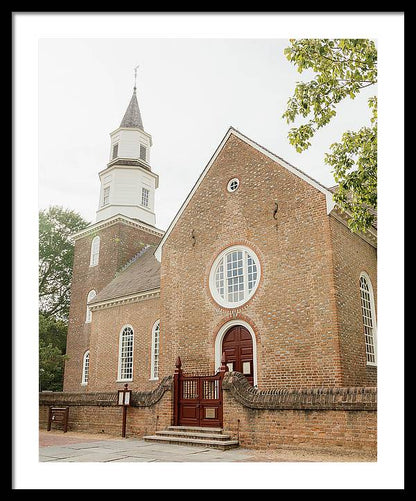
[39,372,376,452]
[39,376,173,438]
[222,372,377,451]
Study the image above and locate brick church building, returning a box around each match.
[52,83,377,450]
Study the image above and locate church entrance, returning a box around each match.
[173,357,226,428]
[222,325,254,386]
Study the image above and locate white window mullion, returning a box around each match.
[243,251,249,302]
[150,320,160,380]
[81,350,90,385]
[90,236,100,267]
[225,253,232,303]
[85,290,96,323]
[360,274,377,366]
[118,325,134,381]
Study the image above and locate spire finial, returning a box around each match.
[134,65,139,91]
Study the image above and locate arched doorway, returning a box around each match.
[222,325,254,386]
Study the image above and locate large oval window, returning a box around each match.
[209,245,260,308]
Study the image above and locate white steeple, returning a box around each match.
[95,78,159,226]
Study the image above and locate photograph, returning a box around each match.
[12,12,404,491]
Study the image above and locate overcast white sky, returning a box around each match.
[14,12,404,491]
[39,36,376,230]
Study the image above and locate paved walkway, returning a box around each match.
[39,430,376,463]
[39,430,254,462]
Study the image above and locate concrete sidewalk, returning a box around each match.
[39,430,254,462]
[39,430,376,463]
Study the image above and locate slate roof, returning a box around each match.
[89,245,160,305]
[120,87,144,129]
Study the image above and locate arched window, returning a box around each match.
[90,236,100,267]
[85,290,96,323]
[150,320,160,380]
[359,273,377,366]
[81,350,90,385]
[118,325,134,381]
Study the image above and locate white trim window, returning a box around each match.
[227,177,240,192]
[150,320,160,380]
[118,325,134,381]
[141,187,150,207]
[81,350,90,385]
[209,245,260,308]
[103,186,110,206]
[359,273,377,366]
[85,290,96,323]
[90,236,100,267]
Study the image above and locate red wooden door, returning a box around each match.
[178,377,200,427]
[178,375,223,427]
[222,325,254,385]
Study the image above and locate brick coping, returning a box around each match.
[40,373,376,412]
[222,372,377,411]
[39,376,172,408]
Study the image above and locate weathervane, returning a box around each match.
[134,65,140,90]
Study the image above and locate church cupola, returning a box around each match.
[120,86,144,129]
[96,73,159,226]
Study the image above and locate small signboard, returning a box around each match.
[47,407,69,433]
[118,385,132,406]
[243,361,251,375]
[117,384,132,438]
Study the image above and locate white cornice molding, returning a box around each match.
[329,207,377,248]
[71,214,165,243]
[98,161,159,184]
[89,288,160,311]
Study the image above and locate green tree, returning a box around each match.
[39,312,68,353]
[39,206,89,320]
[39,206,89,391]
[39,339,68,392]
[282,38,377,233]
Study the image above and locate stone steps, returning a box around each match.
[143,426,239,450]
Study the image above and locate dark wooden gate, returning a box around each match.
[173,355,228,428]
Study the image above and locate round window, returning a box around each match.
[209,245,260,307]
[227,178,240,192]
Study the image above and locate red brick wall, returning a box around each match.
[39,384,172,438]
[88,297,161,392]
[222,372,377,451]
[64,133,377,396]
[223,397,376,451]
[159,134,342,389]
[64,220,162,392]
[39,403,172,438]
[329,216,377,386]
[39,374,376,452]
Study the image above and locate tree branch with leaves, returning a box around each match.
[39,206,89,321]
[39,206,89,390]
[282,38,377,233]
